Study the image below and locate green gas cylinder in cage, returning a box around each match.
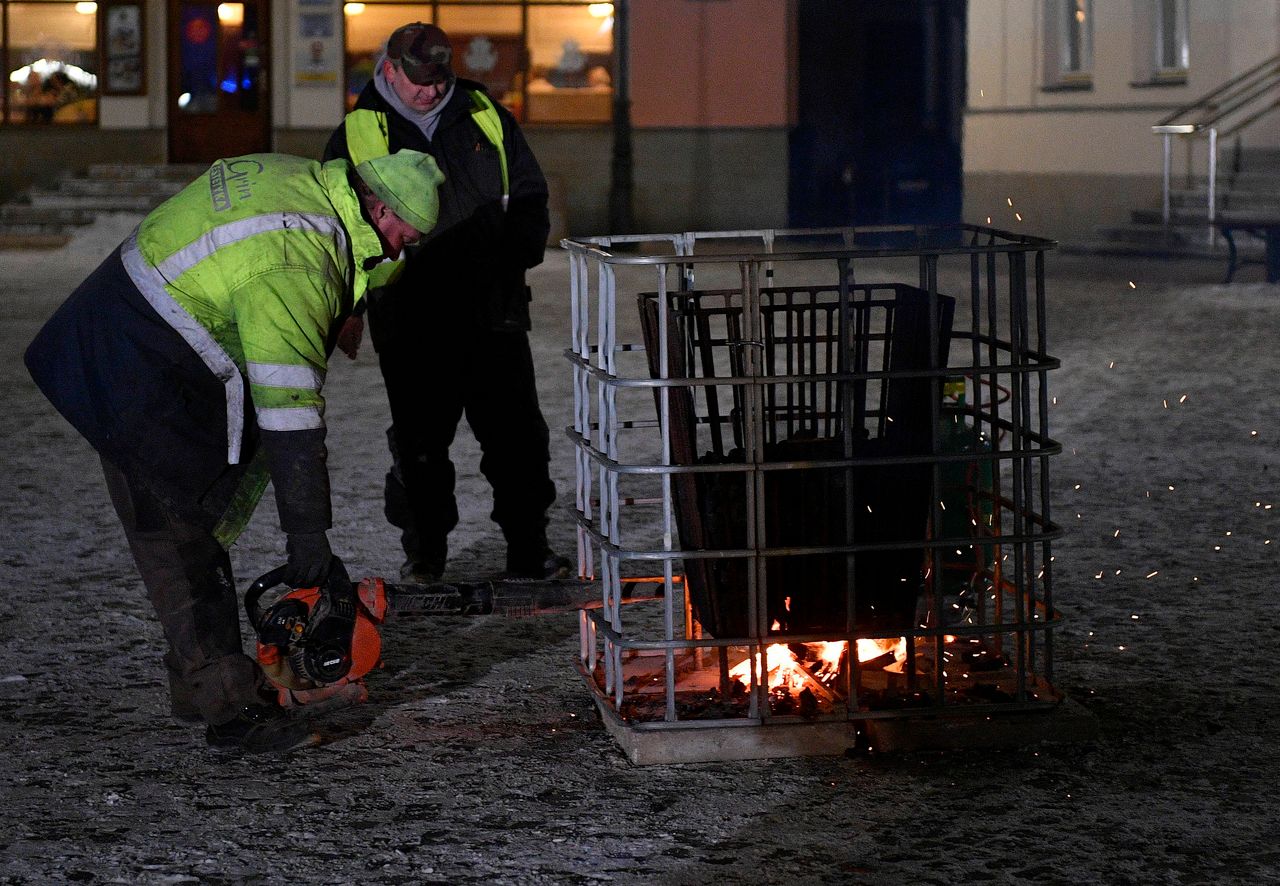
[939,377,996,602]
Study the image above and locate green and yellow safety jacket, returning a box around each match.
[129,153,384,461]
[26,154,387,544]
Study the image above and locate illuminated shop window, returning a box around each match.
[3,1,99,125]
[342,1,613,122]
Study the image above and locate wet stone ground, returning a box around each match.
[2,215,1278,884]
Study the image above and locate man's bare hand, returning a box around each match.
[337,315,364,359]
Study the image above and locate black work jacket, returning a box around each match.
[323,78,550,335]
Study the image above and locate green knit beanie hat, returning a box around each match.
[356,149,445,234]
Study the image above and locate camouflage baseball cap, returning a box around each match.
[386,22,454,86]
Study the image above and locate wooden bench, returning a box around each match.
[1215,215,1280,283]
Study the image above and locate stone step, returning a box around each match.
[0,231,72,250]
[84,162,208,182]
[0,204,96,226]
[1062,236,1252,262]
[24,190,164,212]
[1094,223,1209,247]
[1169,190,1280,211]
[1086,219,1262,261]
[55,177,186,198]
[1131,208,1217,225]
[1237,146,1280,173]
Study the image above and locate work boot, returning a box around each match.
[205,702,320,754]
[504,548,573,581]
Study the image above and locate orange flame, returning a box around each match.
[730,637,907,691]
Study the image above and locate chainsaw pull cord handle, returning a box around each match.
[244,562,348,636]
[245,565,293,629]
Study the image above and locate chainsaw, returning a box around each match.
[244,564,609,711]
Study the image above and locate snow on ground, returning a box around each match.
[1,219,1277,884]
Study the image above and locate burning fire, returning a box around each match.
[729,636,907,691]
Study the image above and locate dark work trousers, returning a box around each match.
[377,324,556,567]
[101,458,261,725]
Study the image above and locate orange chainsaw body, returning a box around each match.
[256,577,390,707]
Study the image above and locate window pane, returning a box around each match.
[527,2,613,123]
[439,4,523,112]
[1061,0,1091,76]
[176,4,262,115]
[342,3,433,110]
[1157,0,1188,72]
[6,1,99,125]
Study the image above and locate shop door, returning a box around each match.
[789,0,966,228]
[167,0,270,163]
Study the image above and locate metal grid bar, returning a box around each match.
[564,225,1061,732]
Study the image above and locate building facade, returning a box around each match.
[2,0,982,236]
[966,1,1280,242]
[0,0,792,235]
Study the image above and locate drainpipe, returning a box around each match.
[608,0,634,234]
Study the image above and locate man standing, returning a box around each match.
[325,22,567,584]
[25,150,445,753]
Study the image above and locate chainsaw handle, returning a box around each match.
[244,565,292,627]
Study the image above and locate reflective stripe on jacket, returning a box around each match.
[126,154,385,465]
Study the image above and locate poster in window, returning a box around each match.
[102,2,146,95]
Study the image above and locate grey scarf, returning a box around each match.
[373,53,455,142]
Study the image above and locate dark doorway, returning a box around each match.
[789,0,966,228]
[167,0,270,163]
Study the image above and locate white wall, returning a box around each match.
[98,0,168,129]
[277,0,346,129]
[966,0,1280,177]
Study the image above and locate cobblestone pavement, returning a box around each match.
[1,216,1277,884]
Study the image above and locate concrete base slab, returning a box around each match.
[591,691,1098,765]
[860,697,1099,754]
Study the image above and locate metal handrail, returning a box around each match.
[1156,53,1280,128]
[1152,53,1280,235]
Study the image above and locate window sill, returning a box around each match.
[1130,74,1188,88]
[1040,81,1093,93]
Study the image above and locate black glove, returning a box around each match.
[284,530,333,589]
